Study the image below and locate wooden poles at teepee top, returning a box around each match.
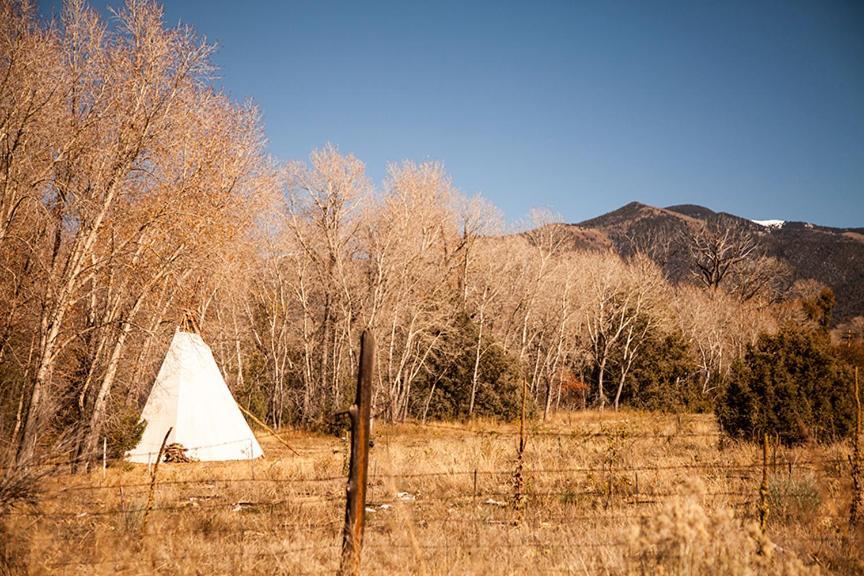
[181,310,200,334]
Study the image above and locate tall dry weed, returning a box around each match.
[0,464,47,575]
[634,479,819,575]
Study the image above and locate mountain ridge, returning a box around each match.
[556,202,864,321]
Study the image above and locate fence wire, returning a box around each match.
[5,424,859,575]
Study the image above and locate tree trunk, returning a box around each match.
[597,355,608,411]
[80,324,130,470]
[468,303,485,418]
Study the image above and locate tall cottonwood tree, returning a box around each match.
[583,252,663,410]
[370,162,461,421]
[276,146,368,424]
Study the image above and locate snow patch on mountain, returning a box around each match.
[752,219,785,229]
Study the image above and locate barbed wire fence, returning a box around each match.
[4,428,858,573]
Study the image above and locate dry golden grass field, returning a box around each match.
[6,411,863,575]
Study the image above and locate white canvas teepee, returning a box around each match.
[127,330,263,464]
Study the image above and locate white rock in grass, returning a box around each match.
[232,501,254,512]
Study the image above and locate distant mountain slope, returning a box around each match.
[557,202,864,321]
[763,221,864,320]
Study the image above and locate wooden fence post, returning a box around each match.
[141,427,171,531]
[850,367,862,529]
[339,331,375,576]
[473,468,478,504]
[512,376,527,519]
[772,433,779,474]
[759,432,770,534]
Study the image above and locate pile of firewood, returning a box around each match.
[163,443,194,463]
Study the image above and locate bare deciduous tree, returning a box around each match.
[686,219,758,291]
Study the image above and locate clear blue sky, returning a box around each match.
[38,1,864,227]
